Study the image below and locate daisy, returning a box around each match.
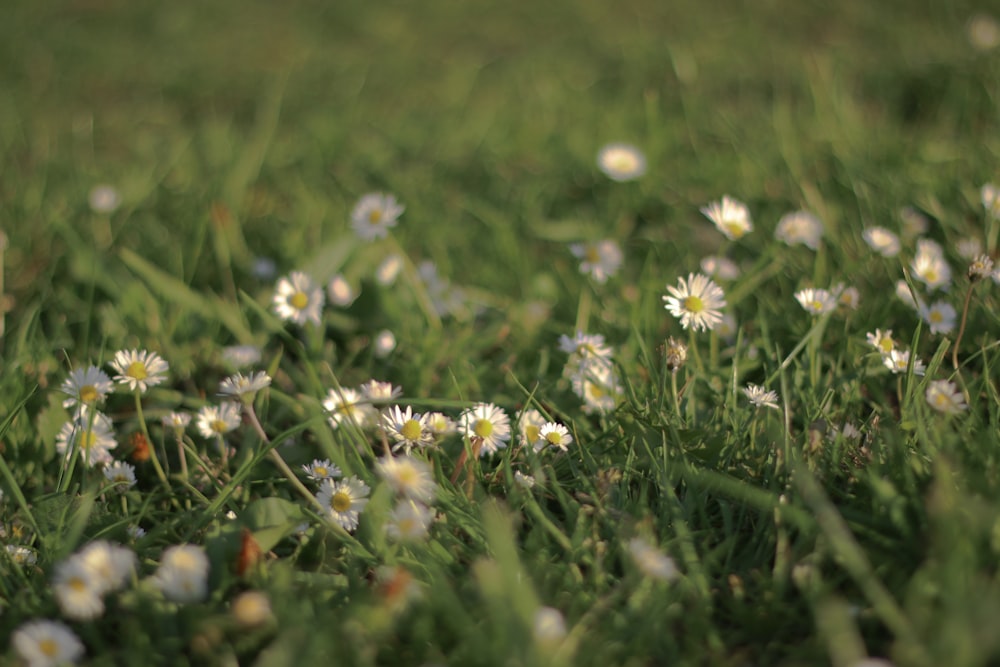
[373,329,396,358]
[663,273,727,332]
[866,329,896,355]
[982,183,1000,218]
[231,591,273,629]
[323,388,375,430]
[514,470,537,489]
[425,411,456,437]
[195,403,242,439]
[219,371,271,402]
[103,461,137,492]
[775,210,823,250]
[665,336,689,372]
[376,253,404,285]
[385,500,435,542]
[7,544,37,566]
[627,537,678,581]
[76,541,136,593]
[701,195,752,240]
[862,227,901,258]
[273,271,324,326]
[359,379,403,403]
[88,184,121,214]
[12,620,85,667]
[699,255,741,281]
[381,405,433,452]
[533,607,568,644]
[301,458,341,482]
[794,288,837,316]
[569,240,623,284]
[517,408,547,449]
[743,384,780,410]
[558,331,615,375]
[162,411,191,433]
[351,192,404,241]
[969,15,1000,51]
[316,476,370,531]
[925,380,967,414]
[883,349,926,376]
[833,284,860,310]
[920,300,957,335]
[327,273,357,307]
[571,368,622,415]
[377,455,436,502]
[109,349,169,393]
[126,525,146,540]
[220,344,262,368]
[899,206,930,237]
[537,422,573,452]
[968,254,995,281]
[956,238,983,261]
[53,557,105,620]
[911,239,951,291]
[154,544,210,603]
[60,366,113,410]
[56,413,118,467]
[596,143,647,182]
[459,402,511,457]
[894,280,925,311]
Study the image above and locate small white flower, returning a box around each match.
[537,422,573,452]
[219,371,271,401]
[569,240,623,284]
[571,366,622,415]
[352,193,404,241]
[459,403,511,457]
[103,462,137,492]
[956,237,983,261]
[920,300,957,335]
[221,345,262,368]
[75,541,136,594]
[376,253,404,285]
[895,280,925,311]
[699,255,741,281]
[743,384,780,410]
[377,455,436,503]
[883,349,926,376]
[627,538,678,581]
[596,143,646,182]
[925,380,967,414]
[517,408,547,449]
[195,403,242,439]
[833,284,860,310]
[381,405,433,452]
[385,500,435,542]
[969,15,1000,51]
[60,366,113,410]
[88,184,121,214]
[7,544,37,566]
[866,329,896,356]
[327,274,357,306]
[794,288,837,316]
[514,470,536,489]
[969,254,995,281]
[301,458,341,482]
[316,476,370,531]
[109,349,169,393]
[775,210,823,250]
[425,411,456,437]
[899,206,930,237]
[12,620,85,667]
[533,606,567,644]
[273,271,324,326]
[911,239,952,291]
[701,195,752,240]
[56,413,118,467]
[162,411,191,433]
[982,182,1000,218]
[155,544,210,603]
[53,557,105,620]
[126,525,146,540]
[862,227,901,258]
[663,273,727,332]
[323,387,375,430]
[373,329,396,358]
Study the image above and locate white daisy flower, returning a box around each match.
[162,411,191,433]
[969,254,995,281]
[376,253,404,285]
[7,544,37,566]
[316,476,370,531]
[301,458,341,482]
[327,273,357,307]
[195,403,242,439]
[60,366,113,410]
[323,388,375,430]
[88,184,121,214]
[273,271,324,326]
[699,255,741,281]
[126,525,146,540]
[377,455,436,502]
[663,273,727,332]
[569,239,623,284]
[385,501,435,542]
[381,405,433,452]
[351,192,404,241]
[154,544,210,603]
[743,384,780,410]
[883,349,926,376]
[899,206,930,237]
[53,556,105,620]
[558,331,615,377]
[701,195,753,240]
[794,288,837,316]
[459,402,511,457]
[982,182,1000,218]
[373,329,396,358]
[103,461,137,492]
[514,470,537,489]
[231,591,273,629]
[571,367,623,415]
[56,413,118,467]
[925,380,967,414]
[109,349,169,393]
[76,541,136,594]
[627,537,678,581]
[12,620,85,667]
[425,411,456,437]
[920,300,957,335]
[517,408,547,449]
[894,280,925,311]
[832,284,860,310]
[219,371,271,402]
[358,379,403,403]
[221,344,262,368]
[596,142,646,182]
[533,606,568,644]
[775,210,823,250]
[862,227,901,258]
[537,422,573,452]
[911,239,952,291]
[866,329,896,356]
[969,15,1000,51]
[956,237,983,261]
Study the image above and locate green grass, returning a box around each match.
[2,0,1000,665]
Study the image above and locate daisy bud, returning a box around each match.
[665,337,688,373]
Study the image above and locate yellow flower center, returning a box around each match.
[398,518,416,534]
[589,384,606,399]
[525,424,540,443]
[585,247,600,263]
[40,638,59,657]
[934,394,948,407]
[80,385,99,404]
[315,466,328,477]
[610,154,635,172]
[400,419,422,441]
[127,360,148,380]
[290,291,309,310]
[211,419,229,434]
[80,431,97,451]
[879,338,893,353]
[683,296,705,313]
[69,576,87,592]
[810,300,823,311]
[924,269,938,283]
[331,490,353,512]
[368,209,383,224]
[546,431,563,445]
[724,222,746,238]
[473,419,494,439]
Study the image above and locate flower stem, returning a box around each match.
[951,281,976,370]
[244,403,324,513]
[133,391,172,494]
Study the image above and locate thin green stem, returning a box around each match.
[133,391,172,494]
[951,281,975,370]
